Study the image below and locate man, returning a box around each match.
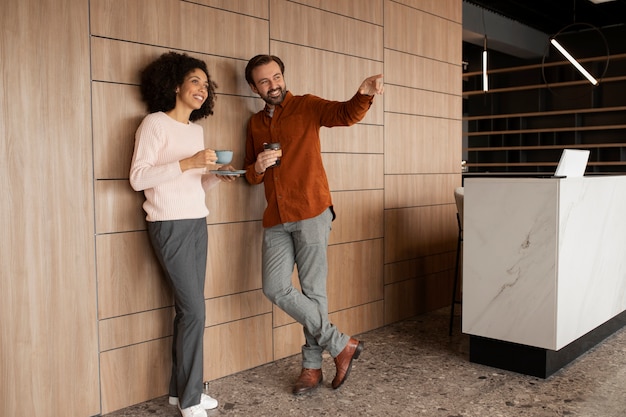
[243,54,383,395]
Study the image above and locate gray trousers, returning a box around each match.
[262,208,349,369]
[148,218,207,409]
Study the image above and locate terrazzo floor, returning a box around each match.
[103,308,626,417]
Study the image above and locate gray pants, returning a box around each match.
[262,208,349,369]
[148,218,207,409]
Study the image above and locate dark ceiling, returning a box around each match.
[465,0,626,34]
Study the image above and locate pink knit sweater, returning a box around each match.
[129,112,220,221]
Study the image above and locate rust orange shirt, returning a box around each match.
[244,91,374,228]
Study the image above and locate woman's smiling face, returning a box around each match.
[176,68,210,111]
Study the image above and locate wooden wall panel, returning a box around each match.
[95,180,145,234]
[206,180,267,223]
[273,322,306,360]
[205,314,274,379]
[327,240,384,311]
[0,1,100,415]
[92,82,144,179]
[384,113,461,174]
[270,0,383,61]
[330,190,384,244]
[379,0,461,326]
[385,49,462,95]
[100,338,172,414]
[101,315,274,413]
[384,0,461,63]
[384,204,457,264]
[100,290,272,352]
[188,0,270,19]
[294,0,384,25]
[394,0,462,23]
[324,154,384,191]
[384,270,451,324]
[320,124,384,154]
[385,85,462,119]
[330,300,385,338]
[205,222,264,297]
[90,0,268,60]
[205,290,272,327]
[385,174,460,209]
[97,232,172,319]
[384,252,456,285]
[99,308,174,352]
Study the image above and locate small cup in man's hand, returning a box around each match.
[263,143,282,167]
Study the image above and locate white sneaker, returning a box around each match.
[178,404,207,417]
[169,393,218,410]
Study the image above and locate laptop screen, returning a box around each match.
[554,149,590,178]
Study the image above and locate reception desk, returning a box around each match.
[462,176,626,377]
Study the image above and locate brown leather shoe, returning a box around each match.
[332,337,364,389]
[292,368,323,395]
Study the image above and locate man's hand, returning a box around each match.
[358,74,384,96]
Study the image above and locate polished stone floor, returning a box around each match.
[104,308,626,417]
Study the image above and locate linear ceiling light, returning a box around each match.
[550,38,598,85]
[482,36,488,91]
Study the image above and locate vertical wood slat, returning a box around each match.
[0,0,100,416]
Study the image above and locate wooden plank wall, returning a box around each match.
[0,1,100,417]
[1,0,462,415]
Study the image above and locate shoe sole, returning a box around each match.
[292,376,323,395]
[169,396,218,410]
[333,341,364,390]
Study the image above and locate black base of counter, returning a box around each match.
[468,309,626,378]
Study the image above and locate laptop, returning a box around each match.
[553,149,590,178]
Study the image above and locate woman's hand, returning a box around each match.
[180,149,217,172]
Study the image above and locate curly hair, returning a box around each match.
[245,54,285,86]
[139,52,218,122]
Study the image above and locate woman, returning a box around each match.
[130,52,236,417]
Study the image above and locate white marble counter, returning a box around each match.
[462,176,626,350]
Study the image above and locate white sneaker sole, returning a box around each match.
[169,393,218,410]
